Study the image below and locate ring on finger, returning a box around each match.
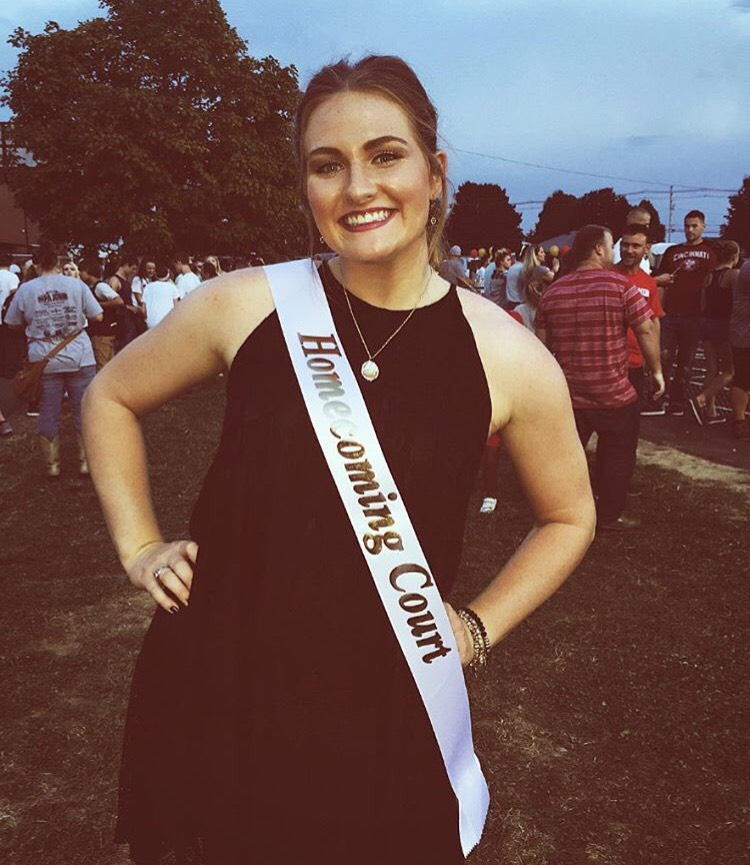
[153,565,169,582]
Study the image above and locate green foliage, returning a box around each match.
[575,187,631,233]
[722,176,750,250]
[446,182,523,253]
[635,199,666,243]
[1,0,305,259]
[533,188,661,242]
[532,189,579,241]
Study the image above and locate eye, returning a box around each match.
[311,160,342,176]
[373,150,403,166]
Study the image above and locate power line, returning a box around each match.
[448,145,736,193]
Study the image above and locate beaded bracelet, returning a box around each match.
[456,606,491,671]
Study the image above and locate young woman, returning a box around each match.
[83,56,594,864]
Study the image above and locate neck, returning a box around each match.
[618,261,641,275]
[686,237,703,246]
[330,241,437,310]
[576,258,604,272]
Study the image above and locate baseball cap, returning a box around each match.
[449,245,461,256]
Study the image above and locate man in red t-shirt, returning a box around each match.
[536,225,664,531]
[613,225,664,414]
[653,210,716,415]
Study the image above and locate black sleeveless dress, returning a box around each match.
[116,262,492,864]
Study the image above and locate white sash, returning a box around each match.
[265,259,489,857]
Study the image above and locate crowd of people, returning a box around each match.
[442,208,750,526]
[0,248,265,450]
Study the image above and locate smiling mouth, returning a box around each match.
[340,209,396,231]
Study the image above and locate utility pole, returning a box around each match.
[667,185,674,242]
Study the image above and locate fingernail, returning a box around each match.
[170,605,180,614]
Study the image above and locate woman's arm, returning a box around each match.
[456,294,596,655]
[82,269,274,611]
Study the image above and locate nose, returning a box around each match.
[345,160,377,205]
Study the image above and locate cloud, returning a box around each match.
[731,0,750,10]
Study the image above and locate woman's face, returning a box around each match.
[144,261,156,279]
[206,255,220,271]
[62,262,76,277]
[303,90,444,267]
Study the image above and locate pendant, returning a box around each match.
[361,359,380,382]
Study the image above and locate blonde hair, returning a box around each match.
[295,55,448,269]
[524,278,545,310]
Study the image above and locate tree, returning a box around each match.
[1,1,304,259]
[631,199,665,242]
[532,189,579,241]
[446,182,522,253]
[722,176,750,250]
[576,187,631,234]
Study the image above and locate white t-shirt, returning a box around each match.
[143,280,179,329]
[131,275,149,299]
[175,270,201,300]
[94,281,120,301]
[0,269,20,323]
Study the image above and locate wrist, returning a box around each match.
[456,607,491,671]
[119,537,163,571]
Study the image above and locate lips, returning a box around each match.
[339,208,396,232]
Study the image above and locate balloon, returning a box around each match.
[478,248,486,257]
[470,249,478,258]
[560,245,571,255]
[549,245,559,257]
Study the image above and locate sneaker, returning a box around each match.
[667,404,685,417]
[597,515,641,533]
[688,397,706,426]
[0,420,13,436]
[641,404,666,417]
[479,497,497,514]
[732,420,750,440]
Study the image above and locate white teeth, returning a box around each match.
[344,209,392,226]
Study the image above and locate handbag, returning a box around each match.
[12,328,85,404]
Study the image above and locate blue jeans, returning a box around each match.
[38,366,96,441]
[661,314,700,408]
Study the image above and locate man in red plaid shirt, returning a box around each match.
[536,225,665,532]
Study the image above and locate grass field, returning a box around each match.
[0,377,747,864]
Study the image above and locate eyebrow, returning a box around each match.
[307,135,409,159]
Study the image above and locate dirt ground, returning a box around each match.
[0,377,747,864]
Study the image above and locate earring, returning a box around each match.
[427,200,440,227]
[320,236,326,246]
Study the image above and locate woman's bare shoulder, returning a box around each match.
[194,266,276,368]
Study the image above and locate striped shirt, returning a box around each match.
[536,269,652,409]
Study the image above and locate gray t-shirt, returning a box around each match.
[438,258,468,287]
[5,273,102,373]
[730,259,750,348]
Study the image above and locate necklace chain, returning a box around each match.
[340,267,432,368]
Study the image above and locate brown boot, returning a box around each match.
[39,435,61,478]
[76,433,90,476]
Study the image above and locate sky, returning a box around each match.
[1,0,749,238]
